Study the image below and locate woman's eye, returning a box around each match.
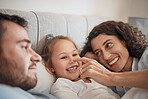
[61,56,67,59]
[106,42,112,48]
[95,51,101,56]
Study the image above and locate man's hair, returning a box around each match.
[0,13,28,53]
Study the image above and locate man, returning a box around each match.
[0,13,57,99]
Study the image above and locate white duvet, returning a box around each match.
[121,88,148,99]
[51,78,120,99]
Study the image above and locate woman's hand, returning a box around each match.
[76,57,148,89]
[76,57,114,86]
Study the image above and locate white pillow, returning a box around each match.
[29,60,55,93]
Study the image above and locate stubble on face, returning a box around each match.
[0,53,37,90]
[0,21,38,90]
[0,48,37,91]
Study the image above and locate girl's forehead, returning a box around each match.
[51,39,75,51]
[56,39,75,48]
[55,39,73,45]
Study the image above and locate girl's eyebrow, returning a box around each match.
[58,49,77,56]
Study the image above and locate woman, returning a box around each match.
[78,21,148,97]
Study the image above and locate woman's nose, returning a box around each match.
[102,51,111,60]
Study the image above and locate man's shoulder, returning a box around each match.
[30,92,58,99]
[0,84,35,99]
[0,84,58,99]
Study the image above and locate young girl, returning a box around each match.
[41,35,119,99]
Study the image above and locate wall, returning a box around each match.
[129,0,148,18]
[0,0,147,22]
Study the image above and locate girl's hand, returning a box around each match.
[76,57,114,86]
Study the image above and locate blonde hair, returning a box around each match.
[41,35,77,74]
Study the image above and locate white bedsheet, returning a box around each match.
[121,88,148,99]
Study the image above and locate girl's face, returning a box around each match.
[51,40,80,81]
[91,34,133,72]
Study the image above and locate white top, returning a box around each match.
[132,47,148,71]
[51,78,120,99]
[109,47,148,97]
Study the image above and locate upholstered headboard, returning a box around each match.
[0,9,109,93]
[0,9,109,54]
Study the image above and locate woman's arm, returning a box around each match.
[77,57,148,89]
[112,70,148,89]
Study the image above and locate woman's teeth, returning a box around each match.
[109,57,119,65]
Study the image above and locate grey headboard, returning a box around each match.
[0,9,109,54]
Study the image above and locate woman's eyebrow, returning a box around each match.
[93,39,112,53]
[103,39,112,46]
[94,49,99,53]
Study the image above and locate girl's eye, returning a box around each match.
[73,54,78,56]
[61,56,67,59]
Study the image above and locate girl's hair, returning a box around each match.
[80,21,148,59]
[41,35,77,73]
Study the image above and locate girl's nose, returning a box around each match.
[69,57,74,64]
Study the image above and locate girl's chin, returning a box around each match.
[68,75,80,81]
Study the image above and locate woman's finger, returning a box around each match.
[75,57,94,64]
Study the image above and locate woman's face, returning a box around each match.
[51,40,80,81]
[91,34,133,72]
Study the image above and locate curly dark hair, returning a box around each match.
[80,21,148,59]
[0,13,27,53]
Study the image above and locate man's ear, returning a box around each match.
[44,62,55,73]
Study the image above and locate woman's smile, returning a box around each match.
[91,34,132,72]
[108,57,119,66]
